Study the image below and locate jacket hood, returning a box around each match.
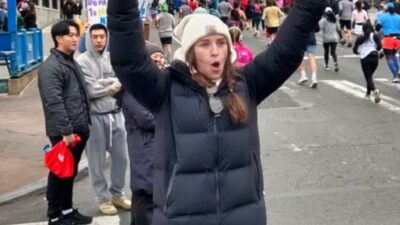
[85,23,109,57]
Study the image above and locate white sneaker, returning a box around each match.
[112,196,132,210]
[372,89,381,103]
[99,201,118,215]
[310,81,318,88]
[364,95,371,101]
[392,78,399,83]
[298,76,308,84]
[324,65,330,71]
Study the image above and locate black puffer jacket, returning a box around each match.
[108,0,325,224]
[38,49,90,137]
[122,90,155,192]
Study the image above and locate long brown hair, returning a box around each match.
[185,41,248,123]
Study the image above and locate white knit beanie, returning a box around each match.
[173,14,237,63]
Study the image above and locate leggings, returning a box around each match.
[252,16,261,30]
[323,42,338,65]
[361,51,379,95]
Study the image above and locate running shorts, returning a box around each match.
[340,20,351,30]
[266,26,278,35]
[382,36,400,50]
[160,37,172,45]
[306,44,317,54]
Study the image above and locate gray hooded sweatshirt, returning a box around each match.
[319,17,340,43]
[77,24,119,114]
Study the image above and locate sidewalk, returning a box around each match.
[0,21,164,206]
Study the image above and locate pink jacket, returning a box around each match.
[233,42,254,67]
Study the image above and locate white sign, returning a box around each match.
[87,0,108,24]
[87,0,157,25]
[139,0,155,20]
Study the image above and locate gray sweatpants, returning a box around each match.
[86,111,129,203]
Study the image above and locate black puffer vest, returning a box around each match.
[152,62,266,225]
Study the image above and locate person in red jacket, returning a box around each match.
[188,0,198,11]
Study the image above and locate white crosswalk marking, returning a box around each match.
[321,80,400,114]
[304,54,359,60]
[374,78,400,90]
[10,215,120,225]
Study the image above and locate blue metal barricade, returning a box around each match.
[0,0,43,78]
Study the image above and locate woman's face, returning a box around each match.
[193,34,229,81]
[150,52,165,69]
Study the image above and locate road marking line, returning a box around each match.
[289,144,302,152]
[374,78,389,82]
[374,78,400,90]
[339,80,400,105]
[10,215,120,225]
[321,80,400,114]
[304,54,359,60]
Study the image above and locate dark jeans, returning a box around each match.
[323,42,338,66]
[131,190,153,225]
[361,51,379,95]
[46,131,89,219]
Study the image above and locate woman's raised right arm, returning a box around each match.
[108,0,168,112]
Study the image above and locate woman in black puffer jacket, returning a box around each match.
[108,0,327,224]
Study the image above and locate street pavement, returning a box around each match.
[1,10,400,225]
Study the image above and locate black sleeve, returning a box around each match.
[373,33,382,51]
[375,23,382,32]
[107,0,169,113]
[122,91,155,131]
[353,36,363,55]
[314,23,320,33]
[242,0,327,104]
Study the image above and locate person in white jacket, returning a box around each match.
[77,23,131,216]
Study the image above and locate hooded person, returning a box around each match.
[108,1,326,224]
[122,41,164,225]
[76,23,131,216]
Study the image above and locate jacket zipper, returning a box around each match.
[164,164,177,214]
[252,152,262,199]
[213,115,220,224]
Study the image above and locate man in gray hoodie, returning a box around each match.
[77,23,131,216]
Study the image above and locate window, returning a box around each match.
[30,0,39,5]
[42,0,50,7]
[52,0,58,9]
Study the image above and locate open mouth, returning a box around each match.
[211,62,220,68]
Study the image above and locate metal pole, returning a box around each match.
[7,0,16,32]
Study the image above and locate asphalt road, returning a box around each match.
[1,27,400,225]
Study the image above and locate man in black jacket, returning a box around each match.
[38,20,92,225]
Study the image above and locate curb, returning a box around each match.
[0,159,89,206]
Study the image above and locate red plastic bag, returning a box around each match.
[44,135,81,178]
